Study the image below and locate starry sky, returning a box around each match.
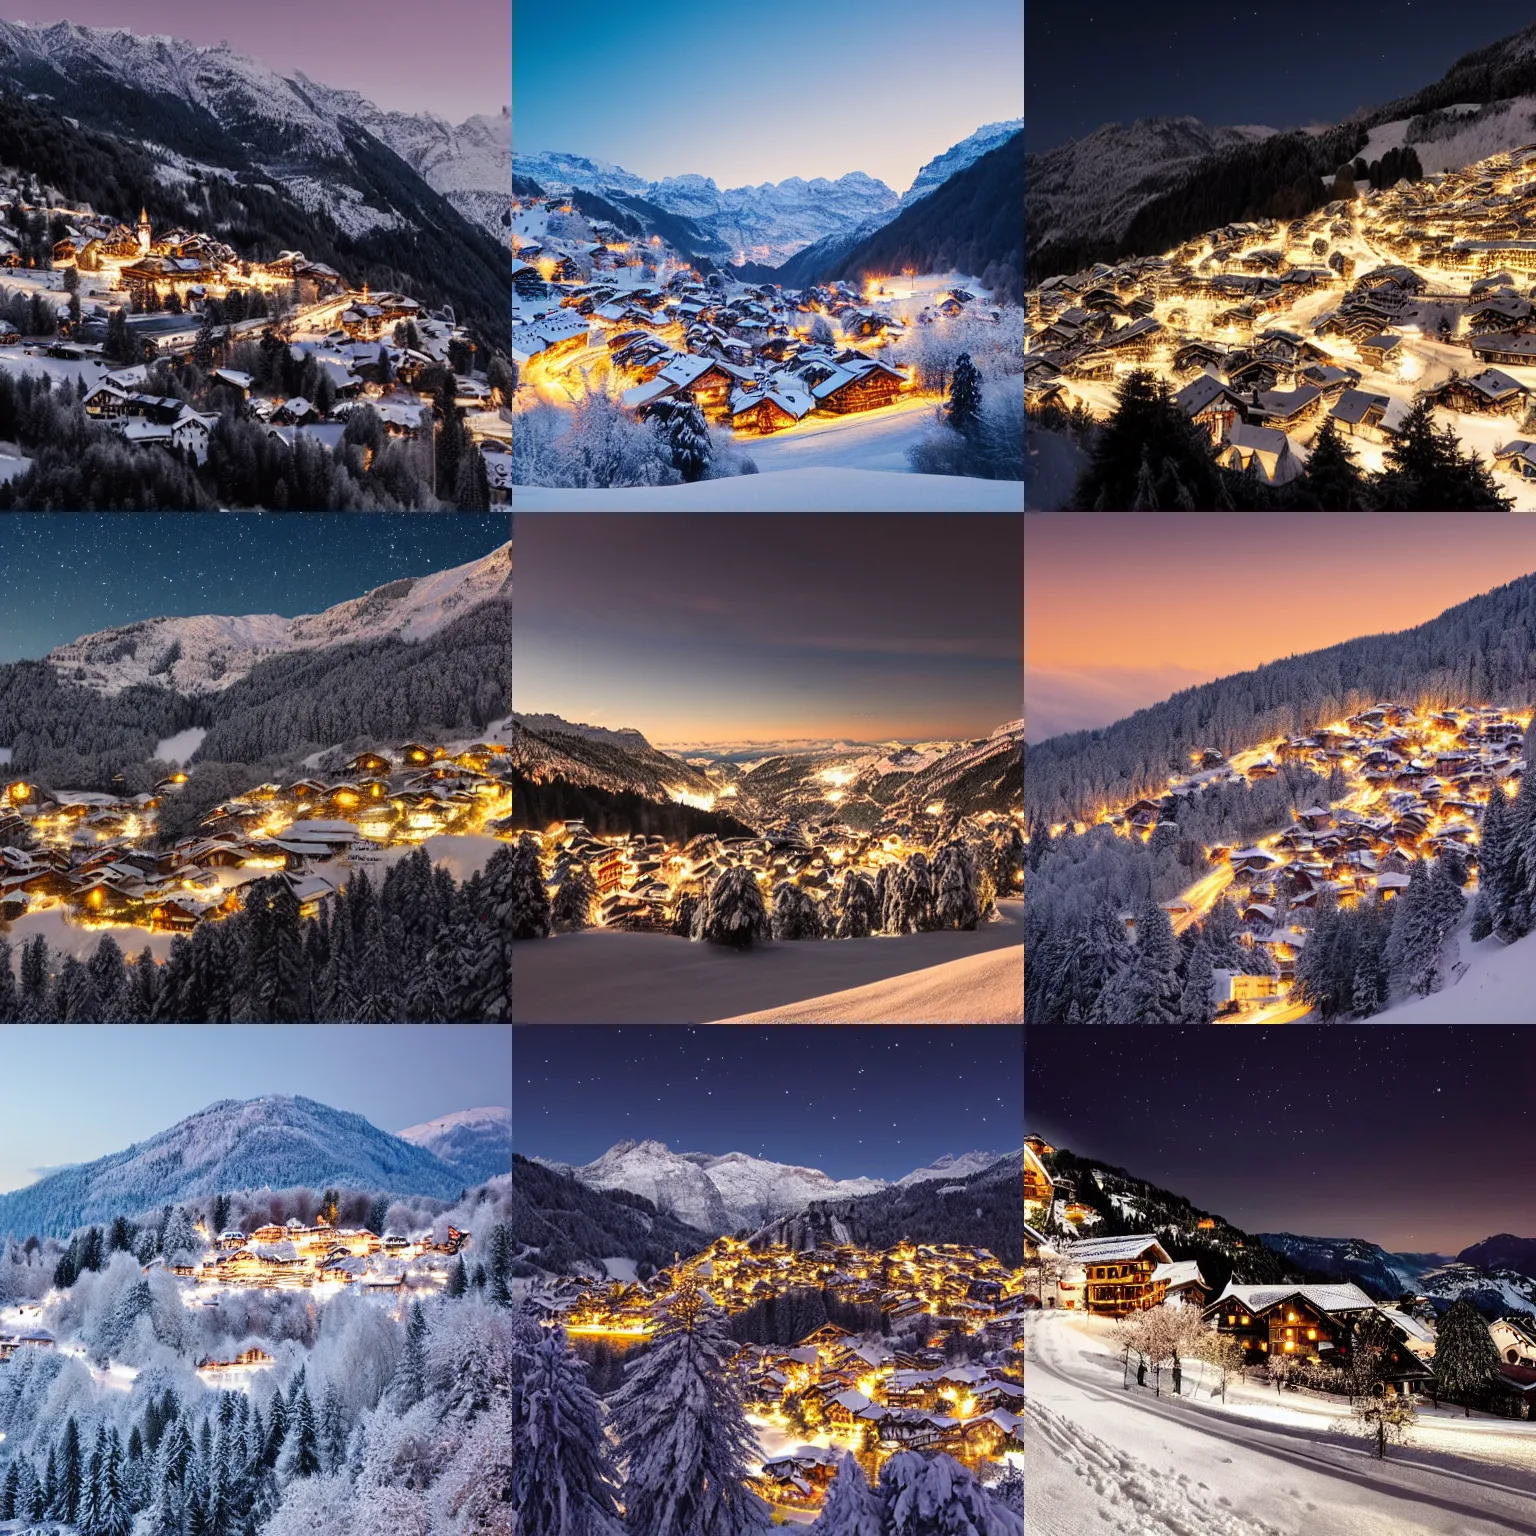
[16,2,508,121]
[513,1025,1023,1181]
[1027,1027,1536,1256]
[0,1024,511,1194]
[512,514,1023,745]
[1025,513,1536,742]
[514,0,1023,191]
[0,513,511,665]
[1029,1,1523,152]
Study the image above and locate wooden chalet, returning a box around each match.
[1061,1234,1172,1316]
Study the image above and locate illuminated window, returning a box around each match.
[1307,1329,1317,1341]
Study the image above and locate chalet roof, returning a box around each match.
[1330,388,1391,425]
[1214,1281,1375,1314]
[1152,1260,1207,1291]
[1064,1234,1172,1265]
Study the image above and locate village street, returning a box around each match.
[1027,1311,1536,1535]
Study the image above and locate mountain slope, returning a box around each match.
[47,542,511,696]
[397,1107,512,1185]
[0,20,509,344]
[892,721,1025,818]
[817,131,1024,303]
[0,1095,467,1238]
[510,1153,713,1278]
[538,1139,888,1236]
[1255,1233,1432,1298]
[903,119,1024,208]
[1025,573,1536,823]
[509,716,719,803]
[896,1150,1009,1187]
[749,1151,1025,1266]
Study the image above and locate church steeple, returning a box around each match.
[136,205,151,255]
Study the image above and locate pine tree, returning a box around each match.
[513,1328,624,1536]
[833,870,879,939]
[510,833,552,940]
[100,1427,130,1536]
[770,881,824,941]
[551,864,598,931]
[317,1386,348,1476]
[932,839,980,930]
[610,1274,771,1536]
[809,1452,882,1535]
[695,866,771,948]
[447,1254,469,1297]
[1434,1297,1502,1414]
[393,1300,428,1410]
[57,1415,82,1522]
[874,1452,1023,1535]
[1299,415,1367,509]
[279,1387,320,1480]
[1176,933,1215,1024]
[946,352,982,439]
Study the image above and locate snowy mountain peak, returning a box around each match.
[396,1106,510,1185]
[47,541,511,696]
[902,119,1024,205]
[896,1150,1009,1187]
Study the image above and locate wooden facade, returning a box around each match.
[817,365,903,415]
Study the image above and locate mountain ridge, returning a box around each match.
[0,1094,469,1238]
[396,1106,511,1186]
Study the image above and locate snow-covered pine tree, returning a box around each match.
[904,853,938,932]
[880,865,914,935]
[932,839,980,930]
[834,870,880,939]
[808,1452,881,1536]
[512,1328,624,1536]
[1092,900,1180,1024]
[279,1386,320,1480]
[393,1300,428,1410]
[770,881,824,941]
[695,866,771,948]
[551,864,598,932]
[947,352,982,439]
[100,1426,130,1536]
[1433,1297,1502,1414]
[1176,933,1215,1024]
[0,936,19,1023]
[0,1459,16,1519]
[875,1451,1024,1536]
[610,1274,771,1536]
[510,833,553,940]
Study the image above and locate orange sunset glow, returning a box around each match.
[1026,513,1536,741]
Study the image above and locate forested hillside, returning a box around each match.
[510,772,757,842]
[509,1154,713,1278]
[1026,572,1536,824]
[826,131,1023,303]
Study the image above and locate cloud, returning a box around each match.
[1025,664,1216,742]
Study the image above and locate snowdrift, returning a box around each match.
[710,946,1022,1024]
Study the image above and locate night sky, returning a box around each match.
[513,1025,1023,1182]
[1025,513,1536,741]
[1029,2,1524,152]
[0,513,511,664]
[0,1024,510,1195]
[20,1,508,121]
[514,0,1023,191]
[1028,1027,1536,1256]
[511,514,1023,746]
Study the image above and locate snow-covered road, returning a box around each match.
[1027,1313,1536,1535]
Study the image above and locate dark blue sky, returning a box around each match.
[0,1024,511,1194]
[1030,2,1523,152]
[511,514,1023,745]
[1028,1028,1536,1256]
[513,1025,1022,1182]
[0,513,510,664]
[514,0,1023,191]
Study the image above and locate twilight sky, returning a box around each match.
[513,1025,1022,1181]
[513,0,1023,191]
[0,1024,511,1195]
[513,514,1023,746]
[0,513,510,664]
[1029,1,1520,152]
[12,4,507,120]
[1028,1027,1536,1256]
[1025,513,1536,742]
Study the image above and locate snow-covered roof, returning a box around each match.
[1151,1260,1207,1291]
[1065,1234,1172,1265]
[1213,1282,1375,1314]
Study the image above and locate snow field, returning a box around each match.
[154,726,208,763]
[510,465,1024,510]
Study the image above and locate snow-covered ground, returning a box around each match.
[153,726,208,764]
[510,466,1023,510]
[1029,1310,1536,1534]
[357,832,507,882]
[712,944,1022,1023]
[4,907,180,962]
[1372,920,1536,1022]
[738,395,945,474]
[512,903,1024,1024]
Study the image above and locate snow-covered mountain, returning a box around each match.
[396,1107,511,1186]
[1256,1232,1438,1298]
[1026,116,1277,267]
[901,119,1024,208]
[892,721,1025,818]
[47,541,511,696]
[0,1095,466,1238]
[509,715,720,804]
[512,148,897,263]
[535,1139,890,1236]
[896,1151,1008,1188]
[0,20,508,239]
